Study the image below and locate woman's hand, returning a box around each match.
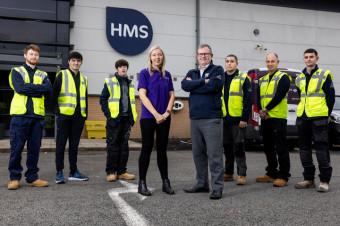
[154,112,166,124]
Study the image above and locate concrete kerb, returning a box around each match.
[0,139,142,153]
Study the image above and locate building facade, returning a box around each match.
[1,0,340,139]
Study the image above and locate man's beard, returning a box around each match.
[27,59,37,66]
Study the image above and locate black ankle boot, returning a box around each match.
[162,179,175,195]
[138,180,151,196]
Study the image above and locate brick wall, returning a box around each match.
[83,96,191,139]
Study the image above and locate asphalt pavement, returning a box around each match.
[1,149,340,225]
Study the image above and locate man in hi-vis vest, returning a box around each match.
[222,54,252,185]
[52,52,89,184]
[256,53,291,187]
[294,49,335,192]
[100,59,137,182]
[8,44,51,190]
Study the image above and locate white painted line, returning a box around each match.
[108,181,155,226]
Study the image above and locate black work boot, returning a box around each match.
[162,179,175,195]
[138,180,151,196]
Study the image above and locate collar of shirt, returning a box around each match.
[23,63,37,73]
[198,62,211,77]
[225,69,239,77]
[68,68,80,78]
[302,64,319,77]
[115,72,128,81]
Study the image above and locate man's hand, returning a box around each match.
[239,121,247,128]
[205,79,209,83]
[186,77,192,81]
[259,110,270,120]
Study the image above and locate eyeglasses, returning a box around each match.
[197,53,211,56]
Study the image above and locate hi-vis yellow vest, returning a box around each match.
[295,69,332,117]
[105,76,138,122]
[259,71,291,119]
[9,66,46,116]
[57,69,87,117]
[222,71,249,117]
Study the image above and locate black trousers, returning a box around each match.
[261,118,291,181]
[138,118,171,180]
[296,117,332,183]
[55,111,85,174]
[106,116,131,175]
[223,124,247,176]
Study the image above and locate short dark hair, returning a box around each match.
[24,44,40,54]
[226,54,238,63]
[115,59,129,69]
[68,51,83,61]
[304,48,318,56]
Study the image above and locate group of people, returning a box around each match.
[7,44,335,201]
[181,45,334,200]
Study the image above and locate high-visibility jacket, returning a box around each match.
[9,66,46,116]
[223,71,249,117]
[105,76,138,122]
[295,69,332,117]
[57,69,87,117]
[221,93,227,118]
[259,70,291,119]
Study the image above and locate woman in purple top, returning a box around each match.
[137,46,175,196]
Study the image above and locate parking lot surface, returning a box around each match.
[1,150,340,225]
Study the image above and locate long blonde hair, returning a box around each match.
[147,45,166,76]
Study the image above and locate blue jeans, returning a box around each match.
[9,116,44,183]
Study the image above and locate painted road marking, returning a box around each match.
[108,181,154,226]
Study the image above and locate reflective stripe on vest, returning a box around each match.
[105,76,138,122]
[296,69,331,117]
[9,66,46,116]
[57,69,87,117]
[228,71,248,117]
[259,71,291,119]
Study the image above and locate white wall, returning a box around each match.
[200,0,340,92]
[71,0,340,97]
[71,0,196,97]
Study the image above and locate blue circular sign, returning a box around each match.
[106,7,153,55]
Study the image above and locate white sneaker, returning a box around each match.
[317,182,329,192]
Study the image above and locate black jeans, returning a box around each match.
[223,124,247,176]
[139,118,171,180]
[261,118,291,181]
[106,116,131,175]
[55,111,85,174]
[296,117,332,183]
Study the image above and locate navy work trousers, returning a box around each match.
[106,116,131,175]
[223,124,247,176]
[261,118,291,181]
[296,117,332,183]
[55,111,85,174]
[9,116,44,183]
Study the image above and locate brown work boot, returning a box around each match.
[273,179,287,187]
[107,174,117,182]
[26,179,48,187]
[8,180,20,190]
[294,180,315,189]
[224,174,234,181]
[236,176,246,185]
[256,175,275,182]
[118,173,135,180]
